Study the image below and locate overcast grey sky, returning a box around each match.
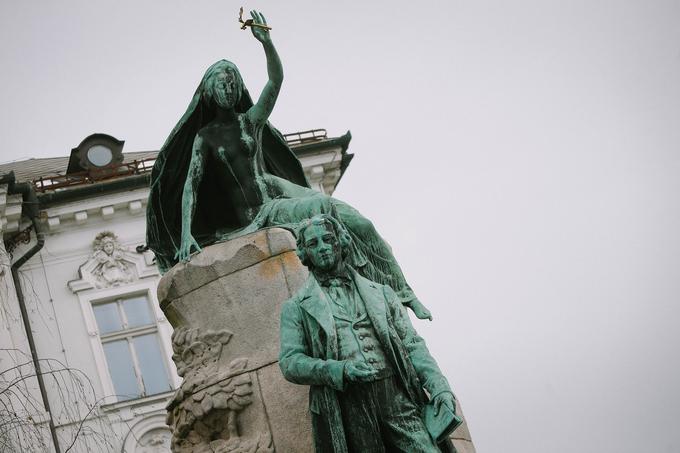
[2,1,680,452]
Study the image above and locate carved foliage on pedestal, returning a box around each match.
[167,327,273,453]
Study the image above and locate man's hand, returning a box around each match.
[343,360,378,383]
[433,392,456,416]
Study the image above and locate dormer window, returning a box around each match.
[66,133,125,178]
[86,144,114,167]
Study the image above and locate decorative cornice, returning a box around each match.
[0,184,25,235]
[298,144,345,195]
[41,188,148,232]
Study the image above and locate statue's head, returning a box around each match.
[103,239,115,255]
[296,215,351,271]
[93,231,119,256]
[201,60,245,110]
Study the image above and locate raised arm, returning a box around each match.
[176,134,207,262]
[246,10,283,125]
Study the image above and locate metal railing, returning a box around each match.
[33,158,156,192]
[31,129,329,192]
[283,129,327,146]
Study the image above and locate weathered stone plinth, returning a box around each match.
[158,228,475,453]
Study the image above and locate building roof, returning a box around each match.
[0,151,158,184]
[0,130,351,185]
[0,131,352,237]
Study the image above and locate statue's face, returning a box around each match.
[209,68,240,109]
[103,240,115,255]
[302,222,340,271]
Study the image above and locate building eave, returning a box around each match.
[1,131,354,235]
[36,174,151,209]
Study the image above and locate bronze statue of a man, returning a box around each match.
[279,215,459,452]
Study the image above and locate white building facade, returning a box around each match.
[0,130,352,453]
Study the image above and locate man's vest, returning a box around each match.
[324,280,393,380]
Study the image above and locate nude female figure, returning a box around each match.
[146,10,432,320]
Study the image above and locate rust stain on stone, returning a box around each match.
[280,252,303,274]
[258,257,282,281]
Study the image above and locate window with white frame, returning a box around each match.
[92,294,173,401]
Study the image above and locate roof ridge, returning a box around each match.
[0,150,159,165]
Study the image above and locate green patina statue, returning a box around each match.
[279,215,460,453]
[145,10,431,319]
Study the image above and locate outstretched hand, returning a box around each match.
[175,234,202,263]
[249,10,271,43]
[344,360,378,383]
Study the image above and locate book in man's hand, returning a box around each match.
[424,400,463,444]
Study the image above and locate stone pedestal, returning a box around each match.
[158,228,475,453]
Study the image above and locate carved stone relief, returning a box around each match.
[68,231,160,293]
[91,231,134,287]
[137,427,172,453]
[121,414,173,453]
[166,327,273,453]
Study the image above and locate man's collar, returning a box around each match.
[312,264,352,287]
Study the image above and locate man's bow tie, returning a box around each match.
[317,274,352,288]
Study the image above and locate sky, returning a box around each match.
[2,1,680,452]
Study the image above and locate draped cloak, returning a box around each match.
[145,61,421,313]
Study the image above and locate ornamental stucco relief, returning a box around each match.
[137,427,172,453]
[91,231,134,287]
[68,231,159,293]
